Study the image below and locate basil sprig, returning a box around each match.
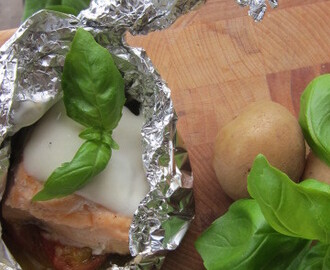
[299,74,330,166]
[195,199,310,270]
[196,154,330,269]
[248,154,330,243]
[23,0,91,20]
[33,28,125,201]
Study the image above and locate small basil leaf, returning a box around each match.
[23,1,47,21]
[32,140,111,201]
[288,242,330,270]
[23,0,61,20]
[299,74,330,166]
[62,0,90,12]
[46,5,78,16]
[62,28,125,132]
[299,179,330,193]
[248,154,330,243]
[23,0,90,21]
[195,199,309,270]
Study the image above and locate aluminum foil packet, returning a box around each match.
[237,0,278,21]
[0,0,203,269]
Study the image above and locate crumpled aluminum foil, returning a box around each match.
[236,0,278,21]
[0,0,203,269]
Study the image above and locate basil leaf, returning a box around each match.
[284,242,312,270]
[195,199,309,270]
[33,29,125,201]
[268,242,312,270]
[46,0,62,5]
[288,242,330,270]
[62,28,125,132]
[299,178,330,193]
[32,140,111,201]
[23,0,50,20]
[62,0,90,12]
[299,74,330,166]
[23,0,90,21]
[248,154,330,243]
[46,5,78,16]
[297,243,330,270]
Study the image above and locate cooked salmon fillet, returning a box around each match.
[3,162,132,255]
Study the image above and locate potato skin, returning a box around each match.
[213,101,306,200]
[303,152,330,185]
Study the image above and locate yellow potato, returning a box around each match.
[213,100,306,200]
[303,151,330,185]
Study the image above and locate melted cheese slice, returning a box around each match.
[23,101,149,216]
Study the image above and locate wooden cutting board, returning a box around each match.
[1,0,330,269]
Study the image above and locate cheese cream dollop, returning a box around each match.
[23,101,149,216]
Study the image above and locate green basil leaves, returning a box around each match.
[62,28,125,132]
[299,74,330,166]
[23,0,91,20]
[33,28,125,201]
[195,199,310,270]
[196,73,330,269]
[196,154,330,269]
[33,140,111,201]
[248,154,330,243]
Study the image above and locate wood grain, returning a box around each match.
[1,0,330,269]
[126,1,330,269]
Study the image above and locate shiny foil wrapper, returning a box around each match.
[236,0,278,21]
[0,0,203,269]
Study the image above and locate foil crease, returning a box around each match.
[236,0,278,21]
[79,0,204,35]
[0,0,202,269]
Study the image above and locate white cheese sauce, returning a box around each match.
[23,101,149,216]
